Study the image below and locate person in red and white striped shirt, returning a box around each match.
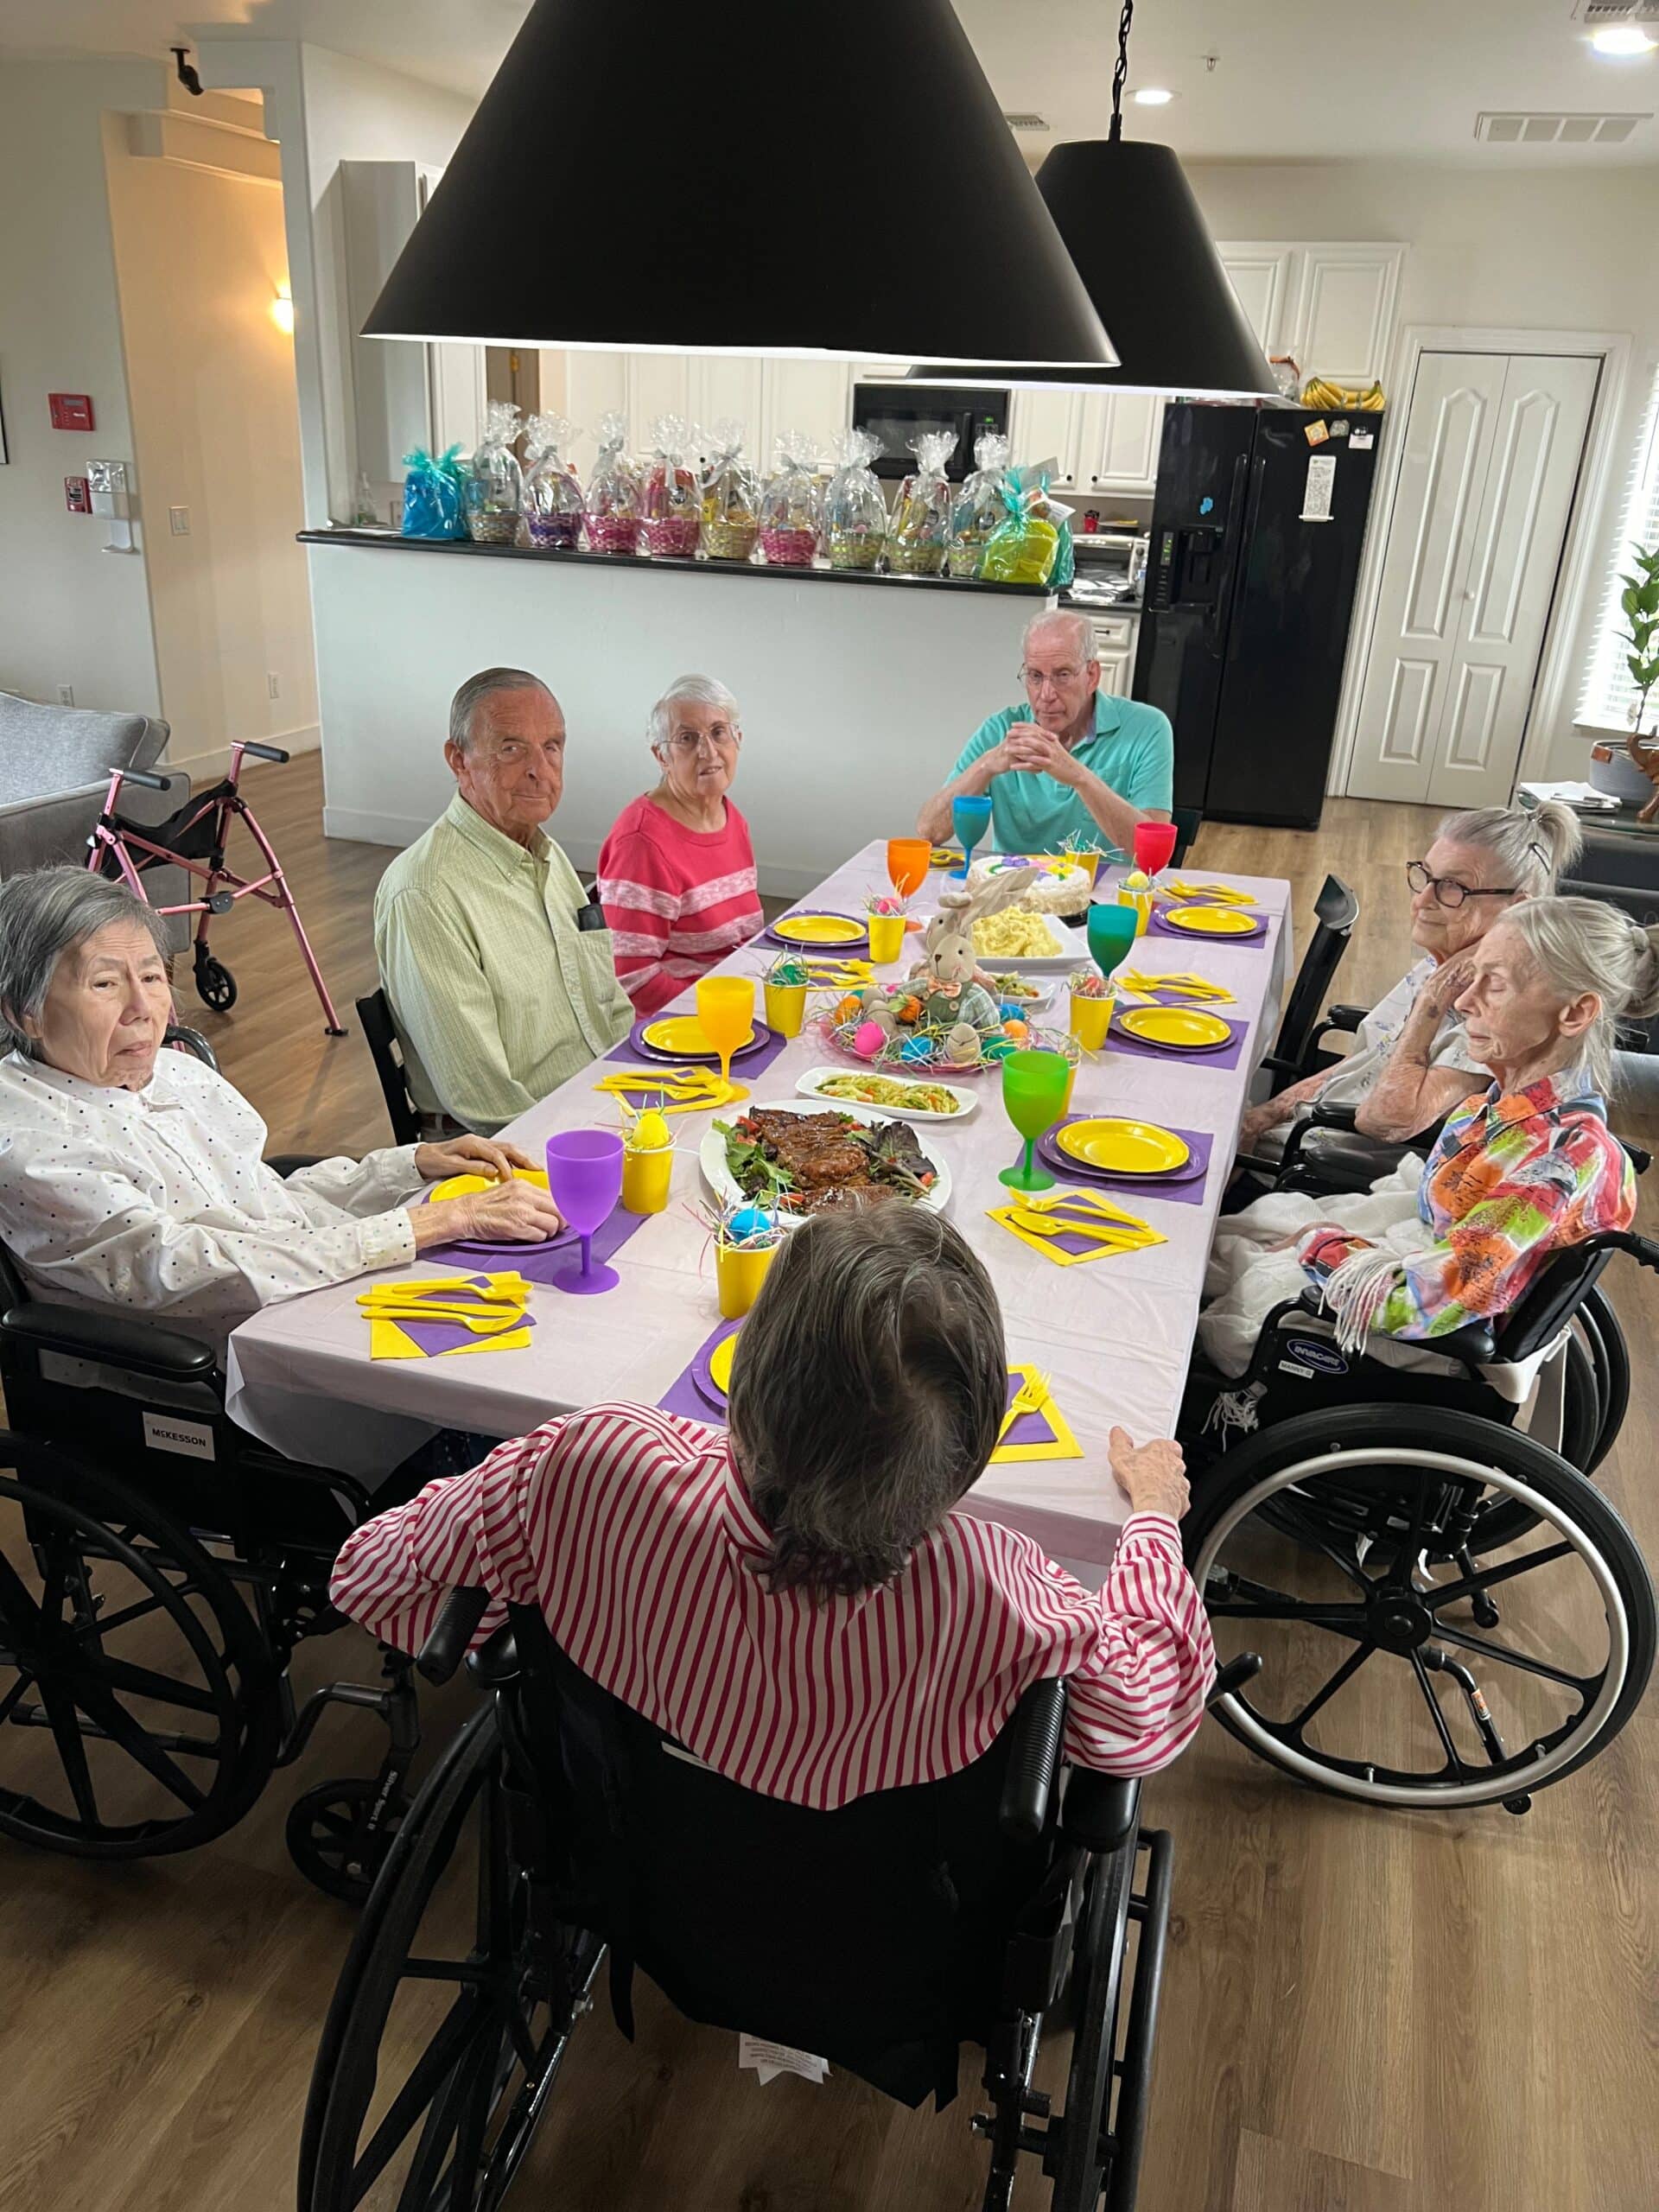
[596,676,766,1016]
[329,1208,1215,1812]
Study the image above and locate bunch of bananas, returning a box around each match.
[1301,376,1385,412]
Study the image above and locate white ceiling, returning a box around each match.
[2,0,1657,166]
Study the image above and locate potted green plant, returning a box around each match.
[1587,540,1659,817]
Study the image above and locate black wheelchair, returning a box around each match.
[1175,1208,1659,1816]
[0,1206,437,1899]
[299,1587,1260,2212]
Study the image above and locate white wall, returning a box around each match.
[104,120,320,781]
[0,59,163,719]
[1187,160,1659,781]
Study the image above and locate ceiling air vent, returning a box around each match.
[1476,108,1649,143]
[1572,3,1659,22]
[1002,111,1050,132]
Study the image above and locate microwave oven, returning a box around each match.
[849,384,1011,482]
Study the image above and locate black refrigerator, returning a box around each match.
[1132,404,1384,829]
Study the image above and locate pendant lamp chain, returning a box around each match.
[1109,0,1134,142]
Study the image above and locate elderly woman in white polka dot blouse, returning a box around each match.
[0,868,565,1350]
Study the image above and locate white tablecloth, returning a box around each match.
[226,843,1293,1567]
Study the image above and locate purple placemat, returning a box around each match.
[1036,1116,1214,1207]
[606,1024,792,1085]
[658,1318,742,1427]
[379,1278,540,1359]
[1108,1012,1249,1071]
[421,1201,650,1285]
[1152,907,1268,946]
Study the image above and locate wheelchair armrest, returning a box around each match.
[1294,1285,1496,1366]
[417,1586,491,1684]
[1276,1103,1359,1179]
[467,1624,520,1688]
[1,1299,219,1380]
[1324,1003,1371,1034]
[1060,1770,1141,1855]
[265,1154,326,1178]
[998,1676,1068,1844]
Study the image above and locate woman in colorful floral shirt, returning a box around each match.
[1201,898,1659,1375]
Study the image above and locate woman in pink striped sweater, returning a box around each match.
[597,674,766,1015]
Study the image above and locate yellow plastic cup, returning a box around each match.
[1070,991,1115,1051]
[763,979,807,1038]
[1116,880,1152,938]
[1065,849,1102,887]
[868,912,906,964]
[1061,1058,1077,1116]
[621,1142,672,1216]
[716,1236,777,1319]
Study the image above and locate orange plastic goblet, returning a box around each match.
[887,837,931,901]
[696,975,756,1104]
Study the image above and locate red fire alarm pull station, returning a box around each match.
[49,393,95,432]
[65,476,92,514]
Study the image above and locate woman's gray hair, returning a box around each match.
[648,673,741,753]
[0,865,168,1057]
[447,667,553,753]
[1498,895,1659,1095]
[1438,798,1583,899]
[727,1207,1007,1599]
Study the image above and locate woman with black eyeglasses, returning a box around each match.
[1237,798,1583,1160]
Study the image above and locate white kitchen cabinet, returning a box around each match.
[1086,612,1138,703]
[1008,385,1086,488]
[1215,241,1403,387]
[1084,393,1165,494]
[687,356,766,446]
[340,160,486,483]
[563,352,629,474]
[760,359,852,470]
[1094,645,1134,702]
[626,353,691,445]
[1291,245,1402,388]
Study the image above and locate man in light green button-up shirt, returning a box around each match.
[374,670,632,1135]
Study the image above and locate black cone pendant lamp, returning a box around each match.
[912,1,1276,397]
[364,0,1117,372]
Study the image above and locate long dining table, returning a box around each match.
[226,842,1294,1579]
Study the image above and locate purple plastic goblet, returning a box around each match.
[544,1129,624,1295]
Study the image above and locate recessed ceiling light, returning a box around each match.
[1132,86,1175,105]
[1592,25,1657,54]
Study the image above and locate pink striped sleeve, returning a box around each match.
[597,828,681,1014]
[1059,1515,1216,1776]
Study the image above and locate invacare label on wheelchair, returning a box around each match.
[141,1410,216,1460]
[738,2034,830,2087]
[1280,1338,1350,1378]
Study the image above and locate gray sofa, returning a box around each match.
[0,693,189,943]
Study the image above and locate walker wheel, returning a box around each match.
[194,955,238,1013]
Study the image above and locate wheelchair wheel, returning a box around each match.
[1577,1286,1630,1477]
[194,953,237,1013]
[1189,1407,1656,1811]
[0,1441,279,1858]
[300,1701,602,2212]
[1052,1840,1136,2209]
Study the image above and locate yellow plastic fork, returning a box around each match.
[998,1368,1052,1440]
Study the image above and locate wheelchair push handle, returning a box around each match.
[1207,1653,1262,1707]
[1607,1228,1659,1273]
[104,766,175,793]
[998,1676,1068,1845]
[417,1586,492,1684]
[237,741,289,764]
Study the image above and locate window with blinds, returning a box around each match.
[1578,364,1659,733]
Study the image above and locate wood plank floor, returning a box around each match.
[3,753,1656,2212]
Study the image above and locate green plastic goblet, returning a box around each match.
[999,1048,1072,1192]
[1086,900,1139,982]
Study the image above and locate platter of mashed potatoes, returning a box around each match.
[968,907,1078,969]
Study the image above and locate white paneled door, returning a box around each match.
[1347,351,1599,807]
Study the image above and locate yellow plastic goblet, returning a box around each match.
[696,975,756,1105]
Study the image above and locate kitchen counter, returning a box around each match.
[299,527,1052,596]
[301,528,1056,889]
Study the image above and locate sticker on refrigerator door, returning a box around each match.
[1300,453,1337,523]
[1304,418,1330,447]
[1351,429,1375,449]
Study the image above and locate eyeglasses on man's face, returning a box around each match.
[1404,861,1517,909]
[1018,664,1087,693]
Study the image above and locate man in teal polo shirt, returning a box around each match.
[917,609,1173,862]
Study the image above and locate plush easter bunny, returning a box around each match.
[909,872,1030,1033]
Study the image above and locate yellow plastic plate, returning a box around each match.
[708,1332,737,1397]
[1163,904,1258,937]
[642,1014,757,1055]
[429,1167,550,1203]
[772,913,866,946]
[1117,1006,1233,1051]
[1056,1119,1191,1175]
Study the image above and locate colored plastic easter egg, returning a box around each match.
[982,1034,1015,1061]
[854,1020,887,1058]
[899,1033,936,1064]
[728,1205,773,1239]
[1004,1019,1027,1041]
[631,1109,671,1152]
[835,994,862,1023]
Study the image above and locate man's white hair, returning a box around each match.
[648,673,741,753]
[1020,608,1095,664]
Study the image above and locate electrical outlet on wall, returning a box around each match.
[57,685,75,707]
[267,672,280,699]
